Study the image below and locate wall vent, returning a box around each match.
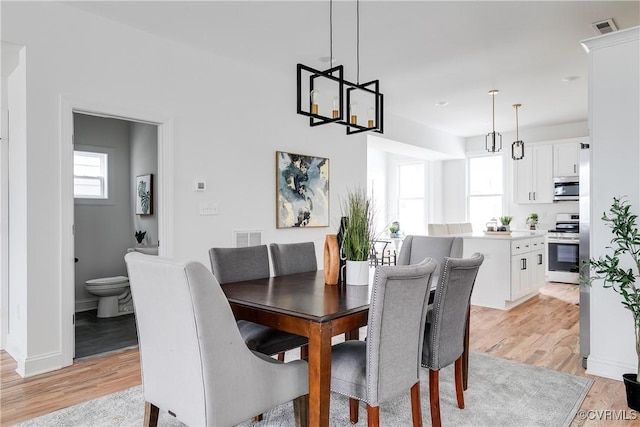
[233,230,262,248]
[591,19,618,35]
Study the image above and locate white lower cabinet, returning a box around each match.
[464,234,546,310]
[510,237,545,300]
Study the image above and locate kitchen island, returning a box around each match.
[460,230,547,310]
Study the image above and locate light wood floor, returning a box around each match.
[0,283,633,426]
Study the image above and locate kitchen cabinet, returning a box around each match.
[510,237,545,300]
[515,145,553,204]
[463,232,546,310]
[554,142,579,177]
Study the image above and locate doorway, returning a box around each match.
[60,98,174,367]
[72,113,158,359]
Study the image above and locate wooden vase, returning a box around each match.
[324,234,340,285]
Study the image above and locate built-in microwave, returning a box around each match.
[553,176,579,201]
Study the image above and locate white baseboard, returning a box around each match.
[75,297,98,312]
[586,354,633,381]
[5,334,68,378]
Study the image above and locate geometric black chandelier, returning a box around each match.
[511,103,525,160]
[297,0,383,135]
[485,89,502,153]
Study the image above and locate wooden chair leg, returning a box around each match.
[463,306,470,391]
[454,356,465,409]
[293,394,309,427]
[349,397,359,423]
[429,369,441,427]
[410,381,423,427]
[144,402,159,427]
[366,404,380,427]
[300,344,309,360]
[277,352,285,362]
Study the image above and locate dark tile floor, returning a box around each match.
[75,310,138,359]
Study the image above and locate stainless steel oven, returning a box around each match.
[547,213,580,284]
[553,176,579,201]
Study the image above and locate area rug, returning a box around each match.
[14,352,592,427]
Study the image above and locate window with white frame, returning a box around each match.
[468,155,503,231]
[74,150,109,199]
[397,163,425,235]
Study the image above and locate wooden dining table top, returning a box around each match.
[220,270,372,322]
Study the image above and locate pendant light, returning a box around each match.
[512,104,524,160]
[296,0,383,135]
[485,90,502,153]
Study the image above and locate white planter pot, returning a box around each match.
[346,260,370,286]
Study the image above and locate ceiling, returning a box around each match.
[65,1,640,138]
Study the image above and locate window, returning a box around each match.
[397,163,425,235]
[468,155,503,231]
[74,150,108,199]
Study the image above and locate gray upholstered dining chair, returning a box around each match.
[422,253,484,427]
[330,258,438,427]
[397,235,463,287]
[124,252,309,427]
[269,242,317,276]
[208,246,308,360]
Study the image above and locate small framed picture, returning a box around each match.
[136,174,153,215]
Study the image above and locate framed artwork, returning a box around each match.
[276,151,329,228]
[136,174,153,215]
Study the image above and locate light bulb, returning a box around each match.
[332,96,340,119]
[310,89,320,115]
[367,107,375,128]
[350,102,358,125]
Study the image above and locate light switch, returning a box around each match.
[199,201,219,216]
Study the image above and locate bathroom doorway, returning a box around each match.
[73,113,158,359]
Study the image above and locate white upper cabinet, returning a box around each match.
[514,145,553,204]
[554,142,579,177]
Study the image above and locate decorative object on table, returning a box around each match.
[389,221,402,238]
[134,230,146,245]
[585,196,640,411]
[135,174,153,215]
[323,235,340,285]
[499,216,513,232]
[296,0,383,135]
[276,151,329,228]
[337,216,348,284]
[526,213,539,230]
[485,89,502,153]
[341,187,375,285]
[511,103,525,160]
[485,217,498,232]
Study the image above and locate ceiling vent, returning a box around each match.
[591,19,618,35]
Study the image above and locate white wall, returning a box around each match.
[583,27,640,380]
[2,2,368,375]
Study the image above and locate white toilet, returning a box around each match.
[85,276,134,318]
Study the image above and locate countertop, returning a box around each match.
[455,230,547,240]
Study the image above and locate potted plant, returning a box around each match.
[587,196,640,410]
[340,187,375,285]
[499,216,513,232]
[526,213,539,230]
[389,221,400,238]
[135,230,146,245]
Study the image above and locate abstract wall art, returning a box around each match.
[276,151,329,228]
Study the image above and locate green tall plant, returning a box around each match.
[341,187,375,262]
[587,196,640,382]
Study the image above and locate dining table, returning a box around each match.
[221,270,370,427]
[221,269,470,427]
